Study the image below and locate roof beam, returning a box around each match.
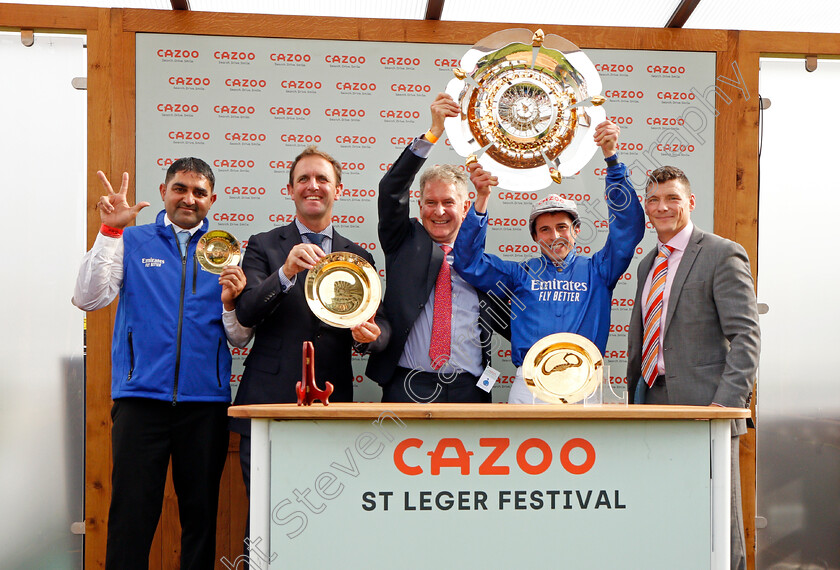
[425,0,445,20]
[170,0,190,10]
[665,0,702,28]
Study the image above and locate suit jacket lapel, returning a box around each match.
[663,227,703,336]
[278,221,302,252]
[427,238,445,292]
[331,229,354,253]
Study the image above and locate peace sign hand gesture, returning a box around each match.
[96,170,150,230]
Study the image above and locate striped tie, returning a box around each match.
[641,245,674,388]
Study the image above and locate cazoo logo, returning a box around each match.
[169,131,209,141]
[214,51,255,61]
[271,107,311,117]
[226,78,267,88]
[214,105,255,115]
[326,55,366,64]
[157,103,198,114]
[169,76,209,86]
[325,108,365,118]
[213,159,255,169]
[595,63,633,73]
[270,53,311,63]
[336,82,376,92]
[225,132,266,142]
[381,56,420,67]
[158,49,198,59]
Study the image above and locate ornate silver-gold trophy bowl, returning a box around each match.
[445,28,606,190]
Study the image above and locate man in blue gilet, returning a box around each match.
[73,158,252,569]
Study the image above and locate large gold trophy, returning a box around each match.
[445,28,606,190]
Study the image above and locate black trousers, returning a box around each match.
[381,367,491,403]
[106,398,229,570]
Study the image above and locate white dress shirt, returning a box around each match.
[640,221,694,375]
[72,215,252,347]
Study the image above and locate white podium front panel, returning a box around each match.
[258,417,715,568]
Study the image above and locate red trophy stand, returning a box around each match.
[295,341,334,406]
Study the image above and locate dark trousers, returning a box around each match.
[381,367,491,403]
[646,376,746,570]
[106,398,229,570]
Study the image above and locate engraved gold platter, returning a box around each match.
[196,230,241,274]
[521,332,603,404]
[445,28,605,190]
[305,252,381,328]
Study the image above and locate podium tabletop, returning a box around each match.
[229,402,750,421]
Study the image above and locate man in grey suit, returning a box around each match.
[627,165,760,570]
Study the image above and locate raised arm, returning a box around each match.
[591,121,645,286]
[72,171,151,310]
[468,161,499,215]
[378,93,459,253]
[452,162,519,296]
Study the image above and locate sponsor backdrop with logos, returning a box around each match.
[136,33,715,403]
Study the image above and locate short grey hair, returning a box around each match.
[418,164,469,202]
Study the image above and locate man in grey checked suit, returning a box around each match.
[627,165,760,570]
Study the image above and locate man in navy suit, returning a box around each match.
[233,146,380,496]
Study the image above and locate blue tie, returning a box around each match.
[304,232,324,249]
[177,230,190,257]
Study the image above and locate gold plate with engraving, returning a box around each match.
[521,333,603,404]
[305,252,381,328]
[196,230,241,274]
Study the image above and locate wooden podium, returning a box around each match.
[229,403,748,569]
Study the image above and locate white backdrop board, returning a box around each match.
[135,33,716,402]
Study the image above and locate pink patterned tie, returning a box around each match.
[429,245,452,369]
[642,245,674,387]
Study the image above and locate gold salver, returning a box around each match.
[521,332,603,404]
[305,252,381,328]
[195,230,241,274]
